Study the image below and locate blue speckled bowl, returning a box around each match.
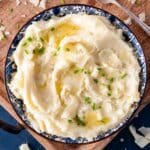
[5,4,147,144]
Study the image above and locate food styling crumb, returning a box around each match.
[129,125,150,148]
[139,12,146,22]
[120,138,124,142]
[124,17,132,25]
[5,31,10,35]
[29,0,47,8]
[16,0,21,6]
[21,14,26,18]
[19,143,31,150]
[0,24,6,41]
[128,0,136,4]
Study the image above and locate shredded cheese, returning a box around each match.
[139,12,146,22]
[129,125,150,148]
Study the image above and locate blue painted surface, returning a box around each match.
[0,106,45,150]
[105,104,150,150]
[0,104,150,149]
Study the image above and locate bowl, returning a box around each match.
[4,4,147,144]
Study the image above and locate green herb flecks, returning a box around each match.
[73,68,83,74]
[51,27,55,31]
[22,42,27,47]
[68,119,73,123]
[135,0,142,6]
[74,115,86,126]
[92,103,96,110]
[109,77,114,83]
[97,68,101,71]
[101,72,105,77]
[107,84,111,91]
[121,73,127,79]
[33,47,45,55]
[84,97,92,104]
[84,69,91,75]
[24,49,29,54]
[53,47,61,56]
[66,47,70,51]
[40,37,44,42]
[107,92,112,96]
[73,68,91,75]
[27,37,33,42]
[74,68,80,74]
[92,103,102,110]
[97,67,105,76]
[93,78,98,84]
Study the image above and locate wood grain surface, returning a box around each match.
[0,0,150,150]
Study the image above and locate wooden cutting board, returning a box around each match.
[0,0,150,150]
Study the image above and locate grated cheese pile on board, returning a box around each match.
[139,12,146,22]
[129,125,150,148]
[128,0,136,4]
[124,17,132,25]
[0,24,6,41]
[0,24,10,41]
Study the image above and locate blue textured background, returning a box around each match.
[0,106,44,150]
[0,104,150,150]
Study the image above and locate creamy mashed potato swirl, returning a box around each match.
[10,14,140,139]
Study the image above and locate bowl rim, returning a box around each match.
[4,3,147,145]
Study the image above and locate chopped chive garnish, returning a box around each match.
[121,73,127,79]
[40,37,44,42]
[51,27,55,31]
[109,77,114,83]
[74,115,86,126]
[68,119,73,123]
[27,37,33,42]
[107,85,111,91]
[74,69,80,74]
[66,47,70,51]
[22,42,27,47]
[135,0,142,6]
[24,49,29,54]
[73,68,90,75]
[84,70,91,75]
[33,47,45,55]
[98,105,102,109]
[93,78,98,84]
[92,103,96,110]
[92,103,101,110]
[84,97,91,104]
[101,72,105,77]
[53,52,57,56]
[57,47,61,51]
[97,68,101,71]
[107,93,111,96]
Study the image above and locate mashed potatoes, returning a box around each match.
[10,14,140,139]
